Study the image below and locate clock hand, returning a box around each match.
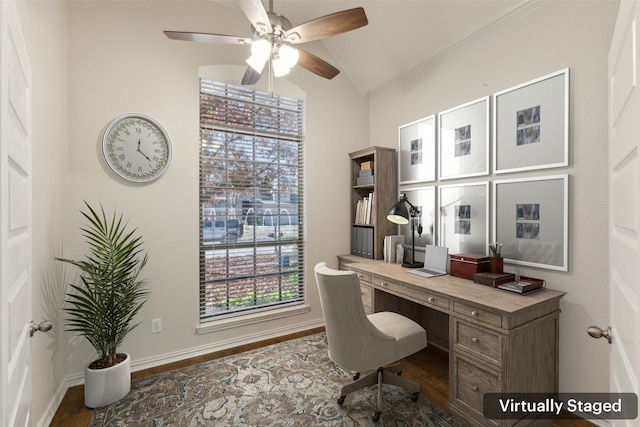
[136,140,151,161]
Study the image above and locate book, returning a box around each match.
[384,235,405,263]
[354,193,375,225]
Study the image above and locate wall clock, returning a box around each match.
[102,113,172,183]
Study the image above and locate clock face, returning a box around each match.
[102,114,172,183]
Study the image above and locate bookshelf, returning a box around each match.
[349,146,398,260]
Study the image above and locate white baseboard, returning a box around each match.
[132,318,324,372]
[34,378,73,427]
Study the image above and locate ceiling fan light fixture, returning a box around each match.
[272,58,291,77]
[246,39,271,72]
[250,39,271,59]
[278,44,299,68]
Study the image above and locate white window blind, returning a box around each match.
[199,79,305,322]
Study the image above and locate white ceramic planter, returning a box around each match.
[84,353,131,408]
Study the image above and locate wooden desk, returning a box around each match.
[337,255,566,427]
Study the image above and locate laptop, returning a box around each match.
[408,245,449,279]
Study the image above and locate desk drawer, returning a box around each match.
[453,302,502,328]
[374,277,449,310]
[454,320,502,366]
[453,356,501,420]
[355,271,373,285]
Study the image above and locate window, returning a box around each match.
[199,79,305,322]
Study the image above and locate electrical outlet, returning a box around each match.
[151,318,162,334]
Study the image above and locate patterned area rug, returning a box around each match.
[90,333,463,426]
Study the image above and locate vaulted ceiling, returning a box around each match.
[216,0,541,95]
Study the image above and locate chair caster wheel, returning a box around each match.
[372,411,381,422]
[412,392,420,402]
[353,372,360,380]
[337,395,346,405]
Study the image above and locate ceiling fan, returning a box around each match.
[164,0,368,86]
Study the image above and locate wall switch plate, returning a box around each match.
[151,318,162,334]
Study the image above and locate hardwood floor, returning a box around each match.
[50,328,593,427]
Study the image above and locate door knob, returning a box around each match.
[587,326,612,344]
[29,320,53,337]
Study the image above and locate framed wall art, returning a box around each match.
[493,68,569,173]
[399,115,436,184]
[493,175,569,271]
[438,97,489,180]
[438,182,488,254]
[395,186,436,252]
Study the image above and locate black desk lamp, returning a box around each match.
[387,194,424,268]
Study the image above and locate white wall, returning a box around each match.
[369,0,617,394]
[63,0,367,387]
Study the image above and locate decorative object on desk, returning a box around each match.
[387,194,424,268]
[489,242,504,273]
[383,234,405,263]
[473,272,515,287]
[489,242,502,257]
[489,256,504,274]
[397,187,435,250]
[449,253,490,280]
[497,276,545,294]
[395,242,405,264]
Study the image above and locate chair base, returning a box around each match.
[337,363,420,422]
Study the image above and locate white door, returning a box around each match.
[607,0,640,424]
[0,0,33,426]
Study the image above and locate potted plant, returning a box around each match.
[56,201,149,408]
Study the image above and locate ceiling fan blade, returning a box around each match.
[297,50,340,80]
[241,67,263,85]
[237,0,272,35]
[284,7,368,44]
[164,31,252,45]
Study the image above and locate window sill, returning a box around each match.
[196,304,311,335]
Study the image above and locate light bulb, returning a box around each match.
[251,39,271,59]
[246,39,271,73]
[278,45,299,68]
[272,58,291,77]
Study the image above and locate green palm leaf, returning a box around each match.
[56,201,149,367]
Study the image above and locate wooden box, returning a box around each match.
[449,253,490,280]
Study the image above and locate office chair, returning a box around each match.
[314,262,428,422]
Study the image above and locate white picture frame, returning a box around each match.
[493,68,569,173]
[438,182,489,255]
[395,186,437,252]
[399,116,436,184]
[438,96,489,180]
[493,175,569,271]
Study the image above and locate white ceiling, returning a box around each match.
[216,1,542,96]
